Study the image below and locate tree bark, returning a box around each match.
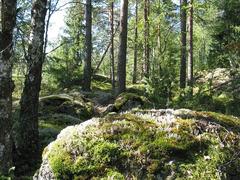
[188,0,193,88]
[144,0,150,78]
[0,0,16,175]
[82,0,92,91]
[132,0,138,84]
[117,0,128,94]
[109,2,115,91]
[180,0,187,89]
[16,0,47,173]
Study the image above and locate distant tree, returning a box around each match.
[117,0,128,94]
[180,0,187,89]
[144,0,150,78]
[16,0,47,172]
[209,0,240,68]
[132,0,138,84]
[0,0,16,175]
[82,0,92,91]
[109,1,115,91]
[188,0,193,88]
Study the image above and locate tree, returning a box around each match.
[180,0,187,89]
[82,0,92,91]
[117,0,128,94]
[0,0,16,175]
[109,1,115,91]
[132,0,138,84]
[209,0,240,68]
[144,0,150,78]
[16,0,47,172]
[187,0,193,88]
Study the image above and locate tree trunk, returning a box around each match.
[132,0,138,84]
[144,0,150,78]
[0,0,16,175]
[117,0,128,94]
[82,0,92,91]
[180,0,187,89]
[109,2,115,91]
[16,0,47,173]
[188,0,193,88]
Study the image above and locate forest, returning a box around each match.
[0,0,240,179]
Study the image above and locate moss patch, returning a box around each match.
[114,92,150,111]
[178,111,240,132]
[47,113,208,179]
[91,80,112,93]
[36,110,240,179]
[39,94,94,120]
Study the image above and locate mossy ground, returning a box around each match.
[45,112,240,179]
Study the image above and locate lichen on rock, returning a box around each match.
[35,109,240,179]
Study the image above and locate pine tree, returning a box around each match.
[16,0,47,173]
[117,0,128,94]
[180,0,187,89]
[82,0,92,91]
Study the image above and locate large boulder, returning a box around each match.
[38,94,94,150]
[114,92,151,112]
[35,109,240,179]
[39,94,94,120]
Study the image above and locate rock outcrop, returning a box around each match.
[35,109,240,179]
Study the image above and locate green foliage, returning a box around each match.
[208,0,240,68]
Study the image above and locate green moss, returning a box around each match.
[194,111,240,131]
[114,92,150,111]
[103,169,125,179]
[91,80,112,92]
[126,84,147,96]
[175,132,240,179]
[48,141,74,179]
[39,94,94,120]
[48,114,207,179]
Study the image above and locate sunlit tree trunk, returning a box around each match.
[16,0,47,173]
[0,0,16,175]
[180,0,187,89]
[132,0,138,84]
[188,0,193,88]
[82,0,92,91]
[117,0,128,94]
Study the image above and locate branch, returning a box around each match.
[93,22,120,74]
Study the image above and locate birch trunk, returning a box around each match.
[0,0,16,174]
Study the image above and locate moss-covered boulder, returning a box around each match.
[37,94,94,151]
[39,94,94,120]
[35,109,240,179]
[114,92,151,112]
